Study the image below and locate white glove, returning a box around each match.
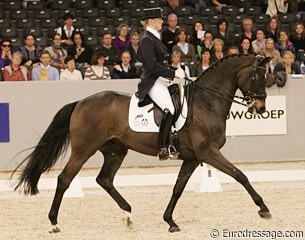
[175,68,185,79]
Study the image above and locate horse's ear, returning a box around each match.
[258,56,273,66]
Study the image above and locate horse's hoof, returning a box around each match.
[49,224,61,233]
[122,217,134,229]
[258,210,272,219]
[169,226,181,232]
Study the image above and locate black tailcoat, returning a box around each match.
[137,31,175,105]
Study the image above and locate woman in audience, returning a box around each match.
[19,33,43,68]
[125,32,140,65]
[0,39,13,68]
[171,50,190,78]
[264,38,281,73]
[239,37,255,55]
[190,21,205,59]
[265,16,280,43]
[252,29,266,54]
[84,51,111,80]
[112,51,137,79]
[289,22,305,55]
[201,31,214,53]
[172,28,196,66]
[2,52,32,81]
[274,50,300,75]
[112,23,131,54]
[210,38,225,63]
[67,31,93,70]
[45,33,67,70]
[196,48,211,75]
[213,18,234,51]
[60,56,83,81]
[276,30,296,58]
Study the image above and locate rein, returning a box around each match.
[192,65,267,108]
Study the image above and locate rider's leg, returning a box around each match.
[148,78,179,160]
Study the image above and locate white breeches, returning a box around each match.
[148,77,175,115]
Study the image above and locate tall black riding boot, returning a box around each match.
[158,109,179,161]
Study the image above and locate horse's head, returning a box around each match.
[238,56,272,115]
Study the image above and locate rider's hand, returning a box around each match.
[175,68,185,79]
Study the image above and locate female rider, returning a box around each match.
[137,7,185,160]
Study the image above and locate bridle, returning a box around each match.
[193,60,267,109]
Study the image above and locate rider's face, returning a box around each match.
[150,18,163,31]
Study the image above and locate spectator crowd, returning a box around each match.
[1,0,305,84]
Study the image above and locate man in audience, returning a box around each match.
[32,50,60,80]
[2,52,32,81]
[96,32,121,67]
[162,14,179,53]
[227,46,240,55]
[0,39,13,69]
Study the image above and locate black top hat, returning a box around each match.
[142,7,164,20]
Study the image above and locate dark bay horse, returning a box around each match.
[13,55,272,233]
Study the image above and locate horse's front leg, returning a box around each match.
[205,148,271,218]
[163,160,199,232]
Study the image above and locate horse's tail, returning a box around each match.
[12,101,78,195]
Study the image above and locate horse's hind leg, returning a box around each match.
[48,152,90,233]
[163,160,199,232]
[205,149,271,218]
[96,140,132,228]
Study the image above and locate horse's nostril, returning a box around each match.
[259,106,266,114]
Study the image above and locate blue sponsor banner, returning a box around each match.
[0,103,10,142]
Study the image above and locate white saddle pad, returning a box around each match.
[128,85,188,132]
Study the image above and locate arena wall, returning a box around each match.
[0,77,304,170]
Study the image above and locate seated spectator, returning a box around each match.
[227,46,239,55]
[211,0,232,12]
[240,18,256,43]
[84,51,111,80]
[2,52,32,81]
[45,33,67,70]
[112,51,137,79]
[252,29,266,54]
[96,32,121,67]
[56,13,77,50]
[60,56,83,81]
[276,30,296,58]
[67,31,93,70]
[162,14,179,53]
[239,37,255,55]
[32,50,60,80]
[201,31,214,53]
[172,28,197,66]
[265,16,280,43]
[0,39,13,69]
[171,50,190,78]
[166,0,181,10]
[190,21,205,59]
[112,23,130,54]
[125,32,140,65]
[266,0,288,17]
[210,38,225,63]
[274,51,300,75]
[196,48,211,74]
[289,22,305,55]
[19,34,43,69]
[213,19,234,51]
[264,38,281,73]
